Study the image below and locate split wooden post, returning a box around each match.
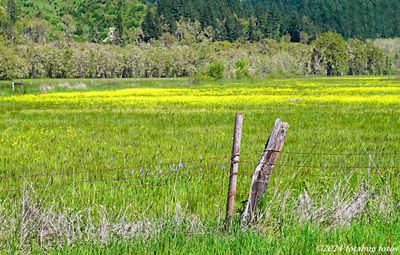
[225,112,244,228]
[242,119,289,225]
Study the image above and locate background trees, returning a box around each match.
[313,32,349,76]
[1,0,400,43]
[0,36,395,80]
[346,39,384,75]
[142,7,162,42]
[0,0,147,44]
[0,43,27,79]
[0,0,398,80]
[0,6,8,41]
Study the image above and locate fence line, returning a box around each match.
[1,169,397,194]
[271,170,398,178]
[0,164,233,194]
[1,157,399,183]
[283,151,399,157]
[241,151,399,157]
[0,182,164,195]
[236,160,400,171]
[0,157,231,181]
[1,148,399,194]
[0,167,398,195]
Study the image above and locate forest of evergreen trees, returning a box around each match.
[1,0,400,44]
[142,0,400,43]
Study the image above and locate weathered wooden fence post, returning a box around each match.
[242,118,289,225]
[225,112,244,228]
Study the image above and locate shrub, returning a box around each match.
[207,62,225,80]
[313,32,349,76]
[0,44,27,79]
[234,59,250,79]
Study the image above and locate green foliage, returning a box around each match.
[207,61,225,80]
[365,43,385,75]
[313,32,349,76]
[347,39,369,75]
[142,7,162,42]
[0,0,147,43]
[246,0,400,40]
[224,12,242,42]
[347,39,384,75]
[234,59,250,79]
[0,38,399,80]
[16,18,50,43]
[0,44,26,79]
[0,6,8,38]
[0,0,399,44]
[6,0,17,24]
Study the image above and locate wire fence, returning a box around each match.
[0,149,399,194]
[1,149,399,180]
[0,159,231,194]
[0,158,231,181]
[242,150,400,157]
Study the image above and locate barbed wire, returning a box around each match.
[1,148,400,194]
[1,161,399,194]
[241,150,399,157]
[0,157,231,181]
[0,163,233,194]
[0,182,164,195]
[283,151,399,157]
[237,160,400,171]
[1,155,400,183]
[1,170,398,195]
[272,170,400,178]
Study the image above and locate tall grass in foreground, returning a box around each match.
[1,174,399,254]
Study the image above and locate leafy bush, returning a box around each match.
[0,45,27,80]
[234,59,250,79]
[207,62,225,80]
[313,32,349,76]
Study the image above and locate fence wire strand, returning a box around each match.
[1,149,399,194]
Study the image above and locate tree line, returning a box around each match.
[1,0,400,45]
[1,32,399,80]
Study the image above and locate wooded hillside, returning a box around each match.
[1,0,400,44]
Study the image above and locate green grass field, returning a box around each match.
[0,77,400,254]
